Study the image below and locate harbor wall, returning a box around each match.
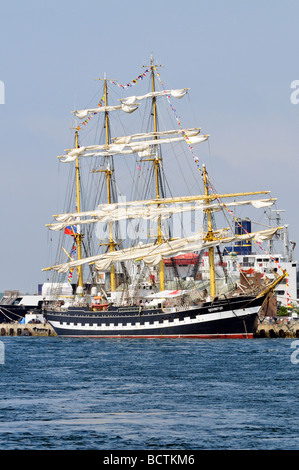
[255,318,299,338]
[0,323,56,336]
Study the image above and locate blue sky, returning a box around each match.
[0,0,299,293]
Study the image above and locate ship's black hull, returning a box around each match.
[46,294,264,339]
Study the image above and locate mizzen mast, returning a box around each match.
[202,164,216,297]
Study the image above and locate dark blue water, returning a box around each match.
[0,337,298,450]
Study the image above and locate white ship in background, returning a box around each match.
[164,209,297,311]
[207,211,297,311]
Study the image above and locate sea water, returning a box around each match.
[0,337,298,450]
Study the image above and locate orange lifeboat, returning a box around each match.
[92,296,108,311]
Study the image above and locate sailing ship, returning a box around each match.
[43,57,286,338]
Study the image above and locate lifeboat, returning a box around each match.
[92,296,108,311]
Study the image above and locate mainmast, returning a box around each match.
[94,76,117,292]
[91,76,117,292]
[147,55,165,291]
[104,77,116,292]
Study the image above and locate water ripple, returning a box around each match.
[0,337,298,449]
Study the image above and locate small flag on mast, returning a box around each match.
[64,225,77,236]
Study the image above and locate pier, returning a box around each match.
[0,323,56,337]
[256,318,299,338]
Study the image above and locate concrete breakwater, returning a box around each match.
[255,318,299,338]
[0,323,56,336]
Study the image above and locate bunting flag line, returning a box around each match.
[154,68,204,179]
[68,244,77,284]
[77,95,104,131]
[68,268,73,283]
[110,69,150,89]
[76,70,151,131]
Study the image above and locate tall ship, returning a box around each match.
[43,57,286,338]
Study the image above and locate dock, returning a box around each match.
[0,323,56,337]
[255,318,299,338]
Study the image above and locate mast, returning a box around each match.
[75,130,84,293]
[149,55,165,291]
[104,76,116,292]
[202,164,216,297]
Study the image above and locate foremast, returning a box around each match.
[74,76,117,294]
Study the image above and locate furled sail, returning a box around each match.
[58,133,209,163]
[73,103,139,119]
[43,227,281,273]
[119,88,189,105]
[61,128,200,157]
[73,88,189,120]
[112,127,201,145]
[96,227,280,269]
[46,198,276,232]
